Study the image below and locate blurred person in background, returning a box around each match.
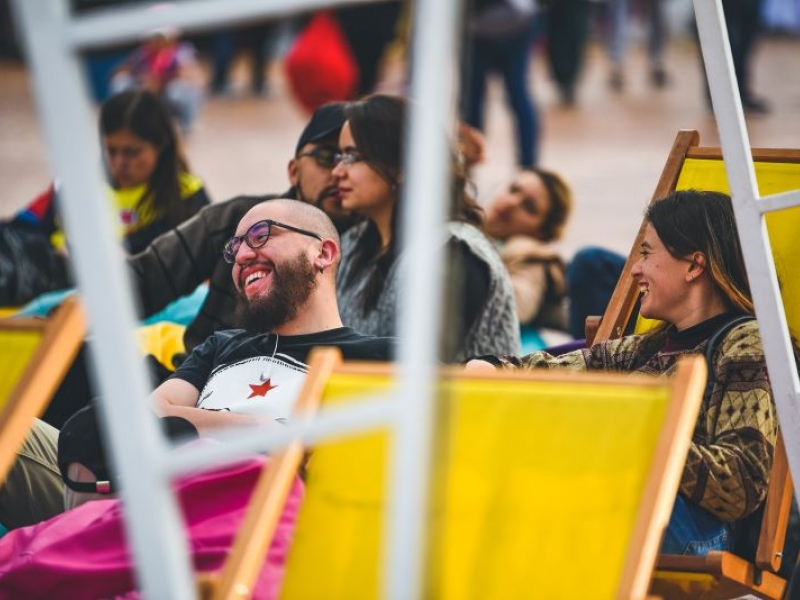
[334,1,405,97]
[14,89,210,256]
[209,22,275,97]
[722,0,771,113]
[544,0,592,106]
[485,167,629,348]
[460,0,541,167]
[110,27,204,131]
[602,0,670,92]
[697,0,771,113]
[484,167,572,348]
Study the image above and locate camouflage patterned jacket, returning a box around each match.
[493,319,776,522]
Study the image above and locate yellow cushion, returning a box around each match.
[135,322,186,371]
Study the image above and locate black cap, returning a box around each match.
[294,102,347,156]
[58,403,199,494]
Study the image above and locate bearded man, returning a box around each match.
[150,199,393,434]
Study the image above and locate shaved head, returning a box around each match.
[247,198,339,249]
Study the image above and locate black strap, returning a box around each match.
[702,315,755,402]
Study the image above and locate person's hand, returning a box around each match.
[463,359,497,374]
[458,122,486,169]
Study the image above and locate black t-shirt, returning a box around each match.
[170,328,395,421]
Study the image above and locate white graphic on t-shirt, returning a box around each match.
[197,355,307,421]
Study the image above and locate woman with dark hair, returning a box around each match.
[468,189,777,556]
[484,167,573,336]
[99,89,210,253]
[332,94,521,362]
[16,89,210,255]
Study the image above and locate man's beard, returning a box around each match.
[299,184,361,234]
[235,252,318,333]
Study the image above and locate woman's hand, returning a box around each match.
[458,123,486,169]
[463,359,497,374]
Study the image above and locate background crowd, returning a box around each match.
[0,0,799,594]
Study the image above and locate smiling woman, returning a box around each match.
[484,167,573,333]
[331,94,521,363]
[467,189,777,559]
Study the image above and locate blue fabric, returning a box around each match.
[141,283,209,326]
[661,494,733,555]
[16,289,75,318]
[520,326,547,354]
[15,283,208,327]
[566,246,628,339]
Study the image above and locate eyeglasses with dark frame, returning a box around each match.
[296,146,339,169]
[222,219,323,264]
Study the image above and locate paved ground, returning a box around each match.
[1,32,799,259]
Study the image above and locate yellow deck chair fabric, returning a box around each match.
[0,307,18,319]
[0,297,85,485]
[279,352,706,600]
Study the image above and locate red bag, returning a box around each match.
[284,11,359,114]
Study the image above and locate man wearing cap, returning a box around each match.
[129,101,357,361]
[150,199,393,434]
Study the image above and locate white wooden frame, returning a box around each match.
[10,0,800,598]
[693,0,800,505]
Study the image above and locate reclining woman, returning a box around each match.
[332,94,521,362]
[483,166,573,349]
[468,189,777,555]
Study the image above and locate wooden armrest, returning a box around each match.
[756,433,794,573]
[655,551,787,599]
[585,316,601,347]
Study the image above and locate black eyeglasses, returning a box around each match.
[222,219,323,264]
[296,146,339,169]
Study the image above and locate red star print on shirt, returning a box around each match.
[248,378,277,398]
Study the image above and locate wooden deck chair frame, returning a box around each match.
[200,347,707,600]
[587,130,798,600]
[0,296,85,486]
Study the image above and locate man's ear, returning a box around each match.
[287,158,299,187]
[317,238,339,273]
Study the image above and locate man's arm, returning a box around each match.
[151,378,267,437]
